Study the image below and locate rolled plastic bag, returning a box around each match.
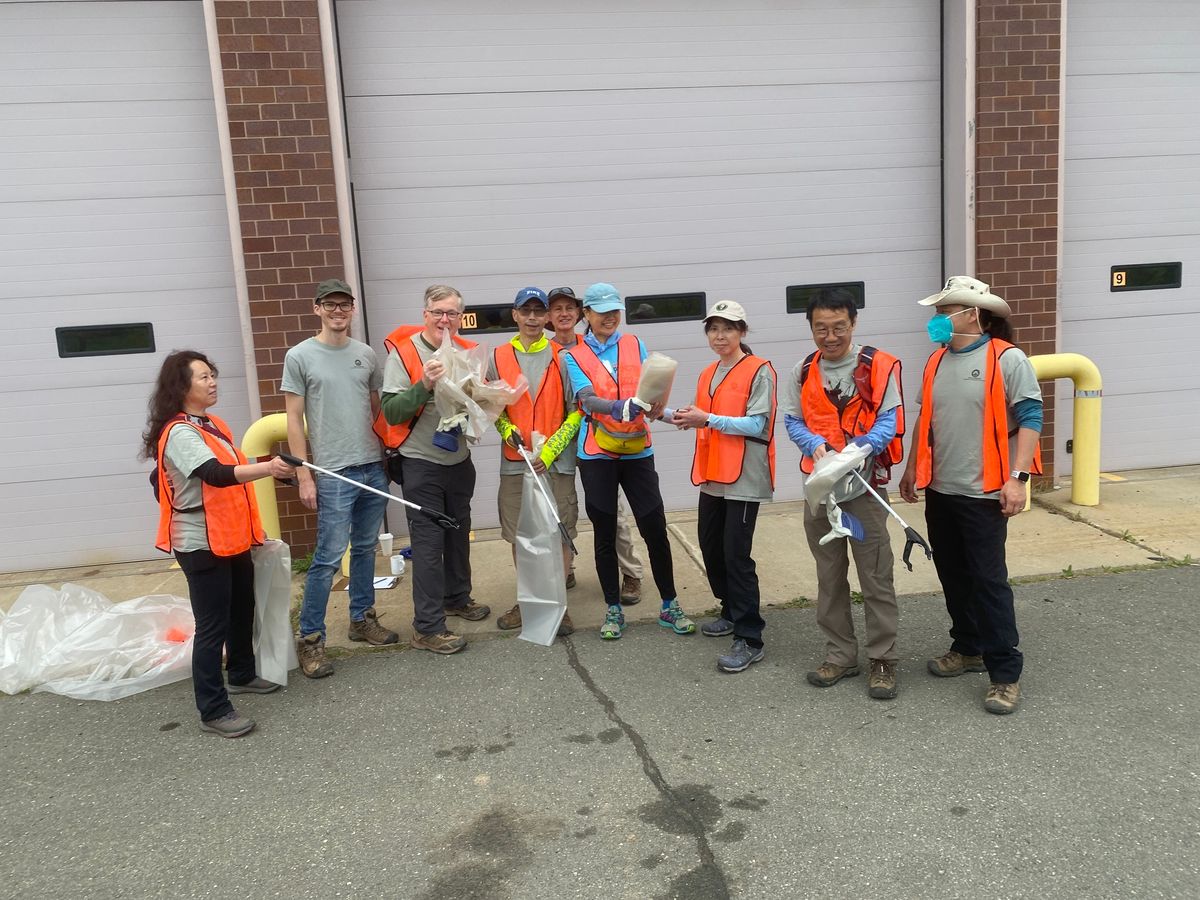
[0,583,194,701]
[514,470,567,646]
[803,441,872,507]
[635,352,678,407]
[252,540,298,685]
[432,331,527,442]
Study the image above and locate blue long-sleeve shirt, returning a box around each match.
[562,330,653,461]
[785,406,898,457]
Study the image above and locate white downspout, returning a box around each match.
[202,0,262,421]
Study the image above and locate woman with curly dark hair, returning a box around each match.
[143,350,294,737]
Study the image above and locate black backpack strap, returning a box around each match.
[799,350,818,388]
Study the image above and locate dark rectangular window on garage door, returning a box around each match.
[56,323,156,358]
[1109,263,1182,292]
[625,292,706,324]
[785,282,865,315]
[459,304,517,335]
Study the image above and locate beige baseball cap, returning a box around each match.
[918,276,1011,318]
[704,300,747,323]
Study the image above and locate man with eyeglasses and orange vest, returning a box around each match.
[784,288,905,700]
[376,284,492,655]
[900,276,1043,716]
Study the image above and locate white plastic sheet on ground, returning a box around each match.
[432,331,527,442]
[0,584,194,701]
[514,471,566,646]
[252,540,298,685]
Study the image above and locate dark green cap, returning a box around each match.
[315,278,355,301]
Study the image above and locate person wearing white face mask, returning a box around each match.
[899,276,1043,716]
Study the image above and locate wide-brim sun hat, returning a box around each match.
[704,300,747,324]
[583,282,625,314]
[918,275,1011,318]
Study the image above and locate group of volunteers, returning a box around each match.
[145,273,1042,737]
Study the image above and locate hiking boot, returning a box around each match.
[411,630,467,655]
[984,682,1021,715]
[717,639,764,673]
[701,617,734,637]
[200,710,255,738]
[227,677,281,695]
[558,611,575,636]
[600,606,625,640]
[868,659,898,699]
[658,601,696,635]
[806,661,860,687]
[446,600,491,622]
[566,572,577,590]
[297,633,334,679]
[927,649,986,678]
[620,575,642,605]
[348,608,399,646]
[497,604,522,631]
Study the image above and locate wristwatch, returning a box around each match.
[1010,470,1031,483]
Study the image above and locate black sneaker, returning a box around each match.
[701,617,734,637]
[717,639,764,673]
[200,710,255,738]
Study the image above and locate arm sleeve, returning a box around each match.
[191,459,240,487]
[494,409,518,442]
[856,407,898,454]
[575,386,613,416]
[380,351,433,425]
[540,410,584,466]
[707,413,768,437]
[1013,397,1044,432]
[784,410,827,456]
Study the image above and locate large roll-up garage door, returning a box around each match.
[338,0,942,526]
[0,1,247,572]
[1062,1,1200,471]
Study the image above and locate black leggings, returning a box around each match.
[577,456,676,605]
[174,548,257,721]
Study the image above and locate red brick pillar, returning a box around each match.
[216,0,342,549]
[974,1,1063,477]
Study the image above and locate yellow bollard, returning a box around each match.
[241,413,351,575]
[1029,353,1102,507]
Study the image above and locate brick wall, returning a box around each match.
[975,1,1063,476]
[216,0,340,549]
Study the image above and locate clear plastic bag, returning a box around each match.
[432,331,528,442]
[635,352,678,407]
[252,540,298,685]
[514,471,567,646]
[0,584,194,701]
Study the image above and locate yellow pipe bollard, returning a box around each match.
[241,412,351,575]
[1029,352,1102,507]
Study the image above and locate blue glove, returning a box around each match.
[432,425,462,452]
[608,399,642,423]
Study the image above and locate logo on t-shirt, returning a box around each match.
[354,358,363,368]
[971,368,981,378]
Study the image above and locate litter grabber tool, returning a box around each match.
[278,453,460,530]
[847,468,933,571]
[517,447,578,557]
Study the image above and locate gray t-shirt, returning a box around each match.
[918,339,1042,499]
[381,335,470,466]
[487,341,576,476]
[162,419,230,552]
[281,337,383,470]
[699,361,777,504]
[783,345,902,504]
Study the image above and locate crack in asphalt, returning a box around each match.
[561,636,731,900]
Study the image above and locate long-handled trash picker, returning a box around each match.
[517,447,578,557]
[847,468,933,571]
[279,453,460,530]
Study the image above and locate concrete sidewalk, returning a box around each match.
[3,466,1196,648]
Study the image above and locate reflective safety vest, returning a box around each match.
[155,413,264,556]
[913,338,1043,493]
[372,325,478,449]
[494,341,566,462]
[797,346,904,475]
[690,355,777,488]
[566,333,650,458]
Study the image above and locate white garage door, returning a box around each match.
[1062,1,1200,471]
[0,1,248,573]
[338,0,942,526]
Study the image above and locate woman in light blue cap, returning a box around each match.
[559,283,693,640]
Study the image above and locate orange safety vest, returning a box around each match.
[913,338,1043,493]
[690,355,777,488]
[494,341,566,462]
[565,333,650,458]
[154,413,265,556]
[797,346,905,475]
[372,325,478,449]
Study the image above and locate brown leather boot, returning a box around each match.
[297,633,334,678]
[347,608,399,645]
[619,575,642,605]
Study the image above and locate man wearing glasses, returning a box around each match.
[378,285,491,655]
[283,279,395,680]
[783,288,905,700]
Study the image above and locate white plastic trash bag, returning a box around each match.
[432,331,528,442]
[635,352,678,407]
[514,471,567,646]
[0,584,194,701]
[803,441,872,508]
[252,540,298,685]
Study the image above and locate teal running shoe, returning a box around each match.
[658,600,695,635]
[600,606,626,640]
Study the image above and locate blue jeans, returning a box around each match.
[299,462,389,638]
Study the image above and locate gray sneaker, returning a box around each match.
[200,710,255,738]
[701,617,734,637]
[717,639,764,673]
[227,677,281,694]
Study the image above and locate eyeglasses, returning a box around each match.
[426,308,463,320]
[514,305,549,316]
[318,300,354,312]
[811,324,851,338]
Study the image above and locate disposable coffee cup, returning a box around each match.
[389,554,406,576]
[379,533,393,556]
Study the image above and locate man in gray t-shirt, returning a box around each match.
[282,279,394,679]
